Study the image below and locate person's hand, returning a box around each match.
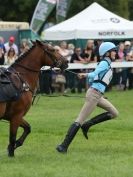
[78,73,87,79]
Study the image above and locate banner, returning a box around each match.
[56,0,72,23]
[0,22,29,30]
[30,0,56,33]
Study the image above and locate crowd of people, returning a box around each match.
[0,36,30,66]
[40,39,133,94]
[0,36,133,94]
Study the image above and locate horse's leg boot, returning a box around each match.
[56,122,80,153]
[81,112,112,139]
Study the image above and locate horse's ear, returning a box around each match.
[30,40,36,45]
[36,40,44,46]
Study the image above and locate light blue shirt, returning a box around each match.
[87,57,112,93]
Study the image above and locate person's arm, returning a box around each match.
[78,61,109,79]
[88,61,108,79]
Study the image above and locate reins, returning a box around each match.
[65,69,78,75]
[44,48,65,68]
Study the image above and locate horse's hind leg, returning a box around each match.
[8,118,21,157]
[15,119,31,149]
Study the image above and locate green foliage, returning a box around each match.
[0,90,133,177]
[0,0,38,22]
[107,0,129,19]
[68,0,108,19]
[128,0,133,20]
[0,0,132,22]
[68,0,129,19]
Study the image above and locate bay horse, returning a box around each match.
[0,40,68,157]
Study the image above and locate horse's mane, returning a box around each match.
[14,44,36,63]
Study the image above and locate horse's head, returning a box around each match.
[34,40,68,71]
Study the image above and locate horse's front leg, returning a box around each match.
[8,119,20,157]
[15,119,31,149]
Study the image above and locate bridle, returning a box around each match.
[43,47,65,68]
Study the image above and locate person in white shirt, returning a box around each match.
[4,36,19,55]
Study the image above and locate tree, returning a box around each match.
[128,0,133,20]
[0,0,131,22]
[67,0,129,20]
[0,0,38,22]
[107,0,129,19]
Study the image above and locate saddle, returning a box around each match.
[0,67,24,102]
[0,67,11,84]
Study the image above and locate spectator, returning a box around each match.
[130,39,133,51]
[4,36,19,55]
[4,47,17,65]
[0,36,6,53]
[94,39,103,62]
[80,40,98,90]
[126,45,133,89]
[20,39,30,54]
[59,41,72,92]
[70,47,87,93]
[59,41,69,61]
[54,45,61,53]
[84,39,97,63]
[115,42,127,90]
[124,41,132,90]
[124,41,131,54]
[53,45,67,94]
[67,43,75,63]
[0,46,5,65]
[53,70,66,94]
[0,37,6,65]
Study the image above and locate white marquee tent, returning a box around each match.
[44,2,133,40]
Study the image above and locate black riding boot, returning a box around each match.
[81,112,112,139]
[56,122,80,153]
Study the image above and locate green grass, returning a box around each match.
[0,90,133,177]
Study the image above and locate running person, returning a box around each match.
[56,42,119,153]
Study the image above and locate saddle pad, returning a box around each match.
[0,83,22,102]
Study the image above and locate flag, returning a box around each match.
[56,0,73,23]
[30,0,56,33]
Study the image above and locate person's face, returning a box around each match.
[110,50,116,60]
[125,45,130,49]
[87,41,94,49]
[9,41,14,46]
[60,42,67,49]
[75,48,81,55]
[97,40,103,46]
[8,49,15,56]
[119,43,124,50]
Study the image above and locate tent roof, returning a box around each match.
[44,2,133,40]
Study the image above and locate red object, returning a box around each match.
[9,36,15,42]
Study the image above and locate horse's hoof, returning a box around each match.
[8,153,15,157]
[8,150,15,157]
[7,146,15,157]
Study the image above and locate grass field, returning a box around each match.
[0,90,133,177]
